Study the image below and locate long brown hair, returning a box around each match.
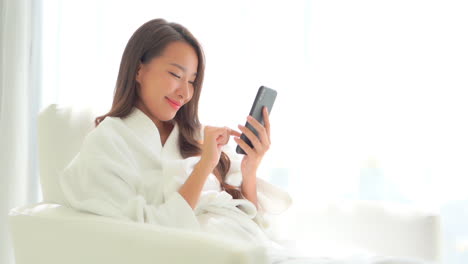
[95,18,243,199]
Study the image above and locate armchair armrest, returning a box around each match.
[271,199,441,262]
[9,203,268,264]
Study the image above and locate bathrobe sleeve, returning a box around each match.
[59,126,200,231]
[221,143,292,230]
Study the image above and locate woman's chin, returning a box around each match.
[160,112,177,122]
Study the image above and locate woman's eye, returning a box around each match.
[169,72,181,79]
[188,81,195,85]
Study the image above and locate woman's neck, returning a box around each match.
[134,103,174,146]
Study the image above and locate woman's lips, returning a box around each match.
[166,97,181,110]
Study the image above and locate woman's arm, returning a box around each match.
[178,158,214,210]
[241,172,258,209]
[233,107,271,209]
[179,126,240,210]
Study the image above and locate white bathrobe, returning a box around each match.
[59,106,292,249]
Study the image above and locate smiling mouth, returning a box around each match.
[166,97,181,109]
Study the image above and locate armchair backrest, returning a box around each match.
[38,104,97,204]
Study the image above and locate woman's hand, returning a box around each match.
[200,125,241,170]
[234,107,271,177]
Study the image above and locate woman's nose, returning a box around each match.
[177,82,190,99]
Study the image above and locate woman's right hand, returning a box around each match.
[200,126,241,169]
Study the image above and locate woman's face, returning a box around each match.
[135,41,198,127]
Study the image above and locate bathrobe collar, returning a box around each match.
[122,106,181,159]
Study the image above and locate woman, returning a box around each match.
[59,18,292,258]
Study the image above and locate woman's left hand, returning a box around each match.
[234,106,271,177]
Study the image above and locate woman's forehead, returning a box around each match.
[159,42,198,69]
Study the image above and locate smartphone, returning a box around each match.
[236,86,277,155]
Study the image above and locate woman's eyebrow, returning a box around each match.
[169,62,197,76]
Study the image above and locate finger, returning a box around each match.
[216,134,227,145]
[233,136,255,156]
[211,126,232,137]
[205,126,226,136]
[216,127,231,145]
[263,107,271,140]
[229,128,242,137]
[210,127,241,145]
[246,115,270,145]
[237,124,262,153]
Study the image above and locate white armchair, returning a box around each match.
[8,104,442,264]
[9,203,266,264]
[8,104,268,264]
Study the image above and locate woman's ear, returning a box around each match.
[135,64,142,84]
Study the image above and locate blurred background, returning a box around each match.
[1,0,468,263]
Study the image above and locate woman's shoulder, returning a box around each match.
[89,115,127,139]
[80,116,130,155]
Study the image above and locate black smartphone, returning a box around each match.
[236,86,277,155]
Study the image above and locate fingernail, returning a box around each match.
[247,115,252,120]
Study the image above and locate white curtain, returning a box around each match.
[0,0,42,263]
